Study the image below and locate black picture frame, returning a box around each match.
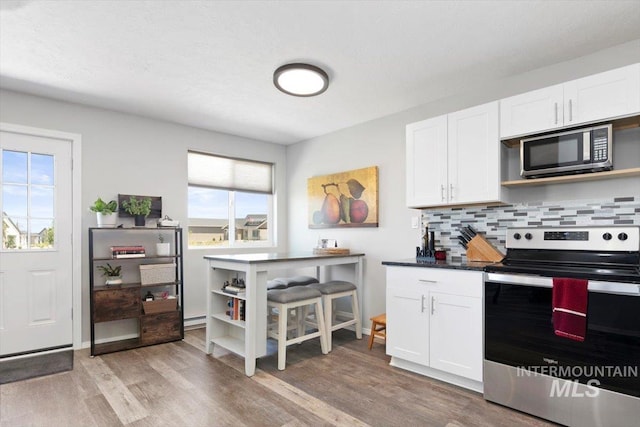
[118,194,162,218]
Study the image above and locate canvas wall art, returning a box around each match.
[308,166,378,228]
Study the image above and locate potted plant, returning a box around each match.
[90,197,118,228]
[156,232,170,256]
[97,263,122,285]
[122,196,152,226]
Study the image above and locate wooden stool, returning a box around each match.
[267,286,328,370]
[307,280,362,352]
[368,313,386,350]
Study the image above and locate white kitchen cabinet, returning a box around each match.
[429,292,482,381]
[406,115,447,207]
[406,101,500,208]
[386,280,430,365]
[447,102,501,205]
[500,63,640,139]
[385,266,483,391]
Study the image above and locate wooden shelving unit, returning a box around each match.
[502,167,640,187]
[89,227,184,356]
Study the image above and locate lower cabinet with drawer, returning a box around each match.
[386,266,483,392]
[140,311,182,345]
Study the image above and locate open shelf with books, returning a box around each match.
[207,269,250,358]
[89,227,184,356]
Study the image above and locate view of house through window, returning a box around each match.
[2,149,55,250]
[187,151,273,248]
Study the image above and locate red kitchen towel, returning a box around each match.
[552,277,588,342]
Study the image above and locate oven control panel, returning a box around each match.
[506,226,639,251]
[544,231,589,241]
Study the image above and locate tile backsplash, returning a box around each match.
[422,196,640,262]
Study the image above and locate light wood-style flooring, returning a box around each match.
[1,328,556,426]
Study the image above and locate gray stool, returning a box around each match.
[267,286,328,370]
[307,280,362,352]
[267,275,319,290]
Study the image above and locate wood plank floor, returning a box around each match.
[0,328,557,426]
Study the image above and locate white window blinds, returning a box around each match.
[188,151,273,194]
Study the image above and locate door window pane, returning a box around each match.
[30,219,54,249]
[2,214,26,249]
[2,184,28,217]
[1,150,56,250]
[31,153,54,185]
[2,150,27,184]
[31,186,54,218]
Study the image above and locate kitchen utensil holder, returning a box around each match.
[466,235,504,262]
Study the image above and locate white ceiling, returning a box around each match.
[1,1,640,145]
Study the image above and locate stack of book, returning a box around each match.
[222,285,246,295]
[111,245,146,259]
[226,298,245,321]
[221,278,246,296]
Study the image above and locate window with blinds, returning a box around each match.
[187,151,274,248]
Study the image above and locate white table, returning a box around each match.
[204,252,365,376]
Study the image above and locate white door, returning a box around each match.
[447,101,500,205]
[405,115,448,208]
[0,130,73,356]
[429,292,483,381]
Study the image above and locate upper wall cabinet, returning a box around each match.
[406,101,500,208]
[500,63,640,139]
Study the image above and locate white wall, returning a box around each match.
[2,39,638,344]
[286,40,640,323]
[0,89,288,343]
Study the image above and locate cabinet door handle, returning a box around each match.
[554,102,558,124]
[449,184,454,200]
[418,279,437,283]
[568,99,573,122]
[421,295,426,313]
[431,296,436,315]
[441,184,446,202]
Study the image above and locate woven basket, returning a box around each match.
[139,263,176,285]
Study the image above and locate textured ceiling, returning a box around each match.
[1,1,640,144]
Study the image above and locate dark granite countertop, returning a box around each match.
[381,258,496,271]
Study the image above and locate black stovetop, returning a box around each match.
[484,249,640,284]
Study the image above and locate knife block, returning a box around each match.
[466,235,504,262]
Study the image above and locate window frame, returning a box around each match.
[187,151,275,250]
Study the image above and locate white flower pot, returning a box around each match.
[96,212,117,228]
[156,242,171,257]
[105,275,122,285]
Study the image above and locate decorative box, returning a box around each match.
[139,263,176,285]
[142,298,177,315]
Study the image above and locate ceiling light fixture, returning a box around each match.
[273,63,329,97]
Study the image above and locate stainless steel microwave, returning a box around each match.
[520,124,612,178]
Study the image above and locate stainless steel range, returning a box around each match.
[483,226,640,427]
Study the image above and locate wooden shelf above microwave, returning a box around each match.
[501,167,640,187]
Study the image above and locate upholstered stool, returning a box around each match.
[267,275,319,290]
[368,313,386,350]
[307,280,362,352]
[267,286,328,370]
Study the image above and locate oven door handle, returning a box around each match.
[485,273,640,296]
